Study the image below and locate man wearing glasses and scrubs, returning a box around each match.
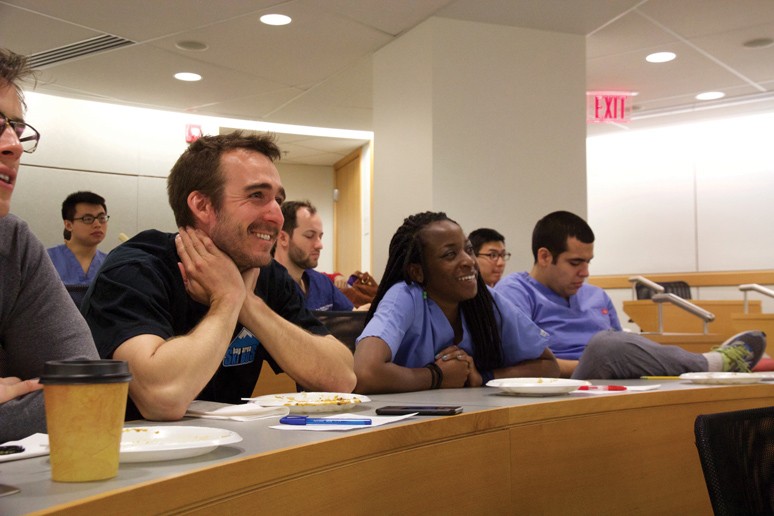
[468,227,510,287]
[47,191,109,288]
[0,48,99,443]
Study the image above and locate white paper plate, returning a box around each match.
[679,372,766,385]
[120,426,242,463]
[248,392,371,413]
[486,378,591,396]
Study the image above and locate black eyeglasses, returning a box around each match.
[477,251,511,262]
[72,215,110,225]
[0,111,40,153]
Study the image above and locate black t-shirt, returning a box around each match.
[82,230,328,419]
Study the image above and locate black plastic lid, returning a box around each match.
[39,360,132,385]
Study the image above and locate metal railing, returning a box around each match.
[739,284,774,313]
[628,275,665,300]
[651,293,715,334]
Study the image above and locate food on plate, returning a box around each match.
[272,392,362,407]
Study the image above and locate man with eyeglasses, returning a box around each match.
[468,228,510,287]
[0,48,99,442]
[47,191,109,290]
[496,210,766,379]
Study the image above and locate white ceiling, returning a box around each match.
[2,0,774,165]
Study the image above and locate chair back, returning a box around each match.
[312,310,367,353]
[636,280,692,300]
[694,405,774,515]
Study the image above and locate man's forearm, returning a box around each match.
[240,298,356,392]
[117,296,243,420]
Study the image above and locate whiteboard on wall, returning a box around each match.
[587,111,774,276]
[587,127,697,275]
[694,115,774,270]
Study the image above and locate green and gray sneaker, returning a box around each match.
[713,330,767,372]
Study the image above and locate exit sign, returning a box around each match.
[587,91,635,123]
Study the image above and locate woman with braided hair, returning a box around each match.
[354,212,558,394]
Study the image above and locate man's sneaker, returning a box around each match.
[713,330,767,372]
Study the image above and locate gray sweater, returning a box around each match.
[0,214,99,443]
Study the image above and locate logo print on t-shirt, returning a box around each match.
[601,308,608,315]
[223,328,258,367]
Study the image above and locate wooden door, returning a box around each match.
[334,149,362,276]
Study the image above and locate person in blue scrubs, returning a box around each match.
[274,200,353,311]
[47,191,109,286]
[353,211,558,394]
[495,210,767,379]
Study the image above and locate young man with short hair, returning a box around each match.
[496,210,766,378]
[47,190,109,285]
[468,227,510,287]
[274,200,353,311]
[82,132,356,421]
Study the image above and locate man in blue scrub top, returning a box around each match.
[47,191,108,286]
[495,211,766,379]
[274,200,353,311]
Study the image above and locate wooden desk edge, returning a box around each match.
[589,270,774,289]
[28,385,774,515]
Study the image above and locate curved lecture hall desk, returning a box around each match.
[3,380,774,515]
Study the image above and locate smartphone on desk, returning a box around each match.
[376,405,463,416]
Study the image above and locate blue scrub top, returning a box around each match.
[495,271,621,360]
[47,244,106,285]
[299,268,354,311]
[357,281,549,378]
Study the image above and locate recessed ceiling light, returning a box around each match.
[743,37,774,49]
[260,14,291,26]
[645,51,676,63]
[175,40,209,52]
[696,91,725,101]
[174,72,202,82]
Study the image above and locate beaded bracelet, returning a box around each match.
[425,362,443,389]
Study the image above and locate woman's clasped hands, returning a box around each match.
[434,345,483,388]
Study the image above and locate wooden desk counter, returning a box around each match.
[731,312,774,338]
[623,299,761,338]
[4,382,773,516]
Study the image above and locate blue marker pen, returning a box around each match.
[280,415,372,426]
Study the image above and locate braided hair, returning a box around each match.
[367,211,503,370]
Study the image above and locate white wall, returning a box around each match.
[13,92,337,272]
[280,163,336,272]
[372,18,435,276]
[373,18,587,279]
[588,109,774,322]
[359,144,372,272]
